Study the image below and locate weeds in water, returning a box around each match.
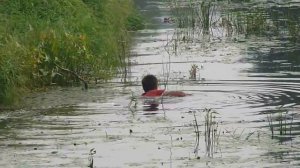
[171,1,215,33]
[88,148,96,168]
[199,2,213,35]
[168,1,300,43]
[169,135,173,168]
[204,108,219,158]
[225,128,245,140]
[105,130,108,140]
[245,131,255,141]
[189,64,199,80]
[129,92,138,108]
[229,3,300,41]
[128,92,138,113]
[267,113,274,138]
[118,35,132,83]
[240,8,269,37]
[192,108,220,158]
[192,110,200,157]
[267,105,294,139]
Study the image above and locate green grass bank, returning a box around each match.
[0,0,144,105]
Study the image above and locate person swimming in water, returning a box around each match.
[142,74,187,97]
[141,74,187,109]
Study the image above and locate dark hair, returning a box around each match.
[142,74,158,92]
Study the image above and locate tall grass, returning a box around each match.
[168,0,300,42]
[0,38,29,105]
[0,0,143,105]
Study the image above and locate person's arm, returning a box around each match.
[163,91,187,97]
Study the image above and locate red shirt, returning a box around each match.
[142,89,165,97]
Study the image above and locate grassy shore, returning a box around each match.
[0,0,143,105]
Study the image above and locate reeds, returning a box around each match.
[169,0,218,41]
[168,0,300,42]
[204,108,219,158]
[193,110,200,157]
[128,92,138,113]
[267,105,294,139]
[192,108,219,158]
[189,64,199,80]
[88,148,96,168]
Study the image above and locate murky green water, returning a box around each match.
[1,0,300,167]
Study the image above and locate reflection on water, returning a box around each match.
[1,0,300,167]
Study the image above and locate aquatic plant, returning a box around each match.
[287,18,300,42]
[204,108,219,158]
[226,128,245,140]
[170,0,217,40]
[244,8,268,37]
[267,105,294,139]
[198,2,213,35]
[128,92,138,113]
[168,0,300,43]
[88,148,96,168]
[192,110,200,157]
[229,3,300,41]
[267,113,274,138]
[189,64,199,80]
[245,131,255,141]
[192,108,219,158]
[169,135,173,167]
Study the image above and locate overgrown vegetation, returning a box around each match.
[0,0,144,105]
[168,0,300,42]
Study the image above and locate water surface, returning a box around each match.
[1,0,300,167]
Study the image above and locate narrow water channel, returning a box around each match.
[1,0,300,167]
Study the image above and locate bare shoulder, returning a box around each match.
[163,91,189,97]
